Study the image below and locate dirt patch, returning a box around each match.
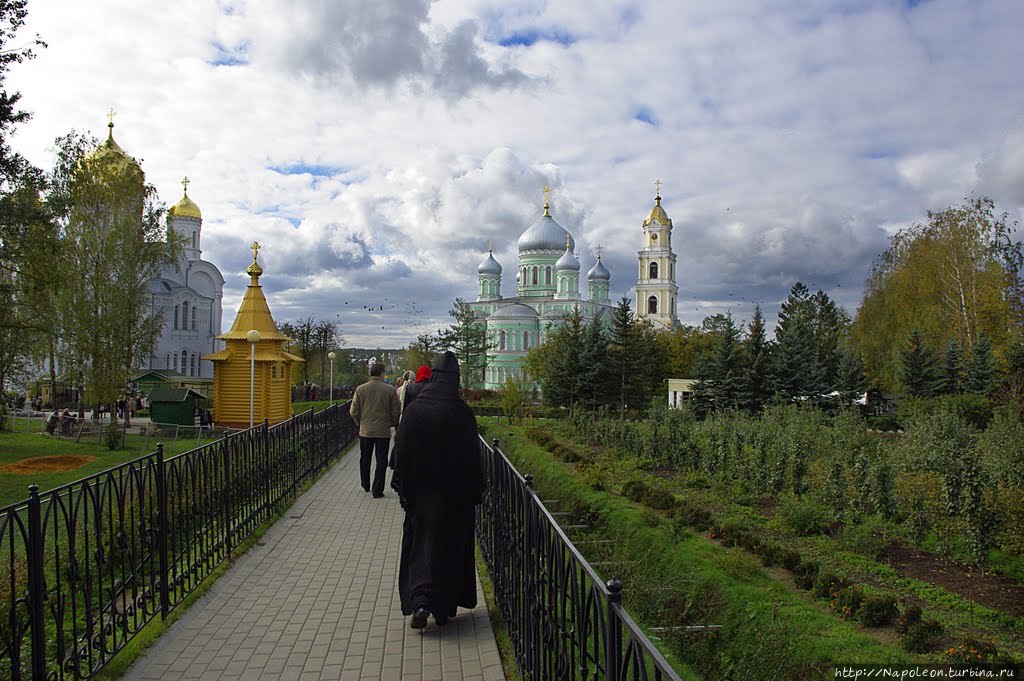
[882,544,1024,618]
[1,455,96,474]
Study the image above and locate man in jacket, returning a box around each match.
[350,363,401,498]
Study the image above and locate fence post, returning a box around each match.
[27,484,47,681]
[223,437,234,555]
[605,578,623,679]
[154,443,170,619]
[262,418,271,519]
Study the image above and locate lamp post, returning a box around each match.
[328,352,336,403]
[246,329,261,428]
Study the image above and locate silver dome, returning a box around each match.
[556,246,579,272]
[517,215,575,253]
[488,303,539,320]
[478,251,502,275]
[588,257,610,281]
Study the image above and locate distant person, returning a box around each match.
[349,363,401,498]
[392,352,483,629]
[390,364,432,489]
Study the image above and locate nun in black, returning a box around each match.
[392,351,483,629]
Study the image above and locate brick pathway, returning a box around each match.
[122,444,505,681]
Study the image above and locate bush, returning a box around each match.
[778,495,831,536]
[105,418,123,450]
[673,498,713,531]
[644,485,676,510]
[793,560,820,590]
[858,594,898,627]
[830,585,865,620]
[841,517,891,559]
[944,635,1005,664]
[896,605,944,653]
[758,542,783,568]
[812,572,848,600]
[780,548,802,571]
[621,478,649,503]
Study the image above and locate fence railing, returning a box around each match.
[476,436,683,681]
[0,403,357,681]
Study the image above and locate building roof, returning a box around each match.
[588,255,610,281]
[169,191,202,220]
[131,369,185,382]
[517,213,575,253]
[478,249,502,275]
[488,303,539,320]
[643,194,673,228]
[217,246,292,342]
[555,243,579,272]
[147,387,208,403]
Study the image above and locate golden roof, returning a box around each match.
[643,194,673,228]
[169,194,202,219]
[82,121,143,177]
[216,243,291,342]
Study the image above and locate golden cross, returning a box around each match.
[596,243,603,259]
[107,107,117,125]
[181,176,190,194]
[543,185,550,204]
[565,233,571,250]
[488,239,494,252]
[251,241,260,262]
[655,179,662,197]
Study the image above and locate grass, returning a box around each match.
[475,545,521,681]
[479,418,916,680]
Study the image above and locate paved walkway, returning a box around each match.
[122,444,505,681]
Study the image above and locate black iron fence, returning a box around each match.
[0,403,356,681]
[476,437,683,681]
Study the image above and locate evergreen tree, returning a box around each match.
[834,345,867,405]
[705,313,746,411]
[607,297,660,416]
[810,289,849,388]
[897,329,938,397]
[773,283,826,402]
[964,334,995,396]
[437,298,490,388]
[742,304,772,412]
[935,337,964,395]
[577,318,611,409]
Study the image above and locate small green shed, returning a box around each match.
[148,387,208,426]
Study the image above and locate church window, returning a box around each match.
[672,298,676,315]
[650,262,659,279]
[190,354,196,376]
[173,353,178,372]
[192,231,197,249]
[670,263,674,279]
[165,353,171,369]
[173,305,179,330]
[181,351,188,375]
[499,330,507,350]
[532,267,538,285]
[523,331,530,350]
[648,296,658,314]
[182,302,190,330]
[191,306,196,330]
[545,267,551,285]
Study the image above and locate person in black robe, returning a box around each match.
[393,351,483,629]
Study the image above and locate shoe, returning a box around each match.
[410,607,429,630]
[362,486,369,492]
[372,491,384,498]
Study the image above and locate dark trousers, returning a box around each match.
[359,437,390,495]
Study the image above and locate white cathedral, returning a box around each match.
[147,177,225,378]
[470,187,679,390]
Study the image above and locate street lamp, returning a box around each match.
[328,351,336,403]
[246,329,261,428]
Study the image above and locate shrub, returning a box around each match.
[621,478,649,503]
[859,594,898,627]
[841,517,891,559]
[944,635,1004,664]
[105,418,123,450]
[812,572,848,600]
[793,560,820,590]
[778,495,831,536]
[780,548,802,571]
[896,605,944,653]
[758,542,783,568]
[644,486,676,511]
[717,520,748,548]
[830,585,864,620]
[673,498,713,531]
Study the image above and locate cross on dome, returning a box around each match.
[182,176,190,194]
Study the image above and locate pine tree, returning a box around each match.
[773,284,826,402]
[834,345,867,405]
[935,337,964,395]
[577,318,611,410]
[742,304,772,412]
[897,330,938,397]
[707,313,746,411]
[438,298,491,388]
[964,334,995,396]
[811,289,850,388]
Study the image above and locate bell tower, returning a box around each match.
[635,180,678,328]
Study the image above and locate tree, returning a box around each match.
[964,334,995,397]
[897,330,938,397]
[852,196,1022,390]
[773,283,827,402]
[834,345,867,405]
[607,297,661,417]
[691,312,745,414]
[438,298,490,388]
[406,330,443,370]
[936,338,964,395]
[527,307,585,412]
[47,131,182,407]
[742,304,772,412]
[577,317,611,410]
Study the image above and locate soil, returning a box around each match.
[1,454,96,474]
[881,544,1024,618]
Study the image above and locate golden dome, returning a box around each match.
[643,194,673,228]
[83,122,143,178]
[169,194,202,219]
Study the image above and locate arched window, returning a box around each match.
[192,231,197,249]
[532,267,538,285]
[173,353,178,372]
[190,354,196,376]
[181,351,188,375]
[182,302,189,330]
[191,306,196,330]
[648,296,658,314]
[670,263,674,279]
[649,262,659,279]
[523,331,530,350]
[499,330,507,350]
[545,267,551,285]
[165,353,171,369]
[173,305,179,330]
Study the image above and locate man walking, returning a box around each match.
[392,352,483,628]
[350,363,401,498]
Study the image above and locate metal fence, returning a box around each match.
[476,437,683,681]
[0,403,357,681]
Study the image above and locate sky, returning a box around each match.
[8,0,1024,348]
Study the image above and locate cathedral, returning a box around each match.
[470,187,678,390]
[148,178,226,378]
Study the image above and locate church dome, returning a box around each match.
[478,249,502,275]
[169,192,202,220]
[488,303,538,320]
[83,122,143,178]
[643,194,673,228]
[517,203,575,253]
[588,255,610,281]
[555,243,579,272]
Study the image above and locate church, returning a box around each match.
[470,186,679,390]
